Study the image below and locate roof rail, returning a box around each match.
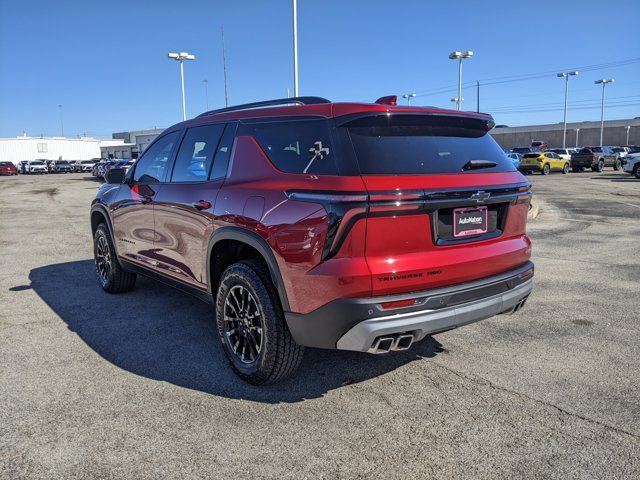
[197,96,331,118]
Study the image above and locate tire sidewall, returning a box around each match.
[93,226,114,289]
[216,263,276,382]
[543,164,550,175]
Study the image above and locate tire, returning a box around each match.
[634,165,640,180]
[216,259,304,385]
[614,159,621,171]
[93,223,136,293]
[542,163,550,175]
[596,160,604,172]
[562,163,570,174]
[572,166,582,173]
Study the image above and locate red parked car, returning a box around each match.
[90,96,534,384]
[0,162,18,175]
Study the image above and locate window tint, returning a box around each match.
[244,120,338,175]
[133,131,180,183]
[171,124,224,182]
[345,114,515,175]
[210,123,237,179]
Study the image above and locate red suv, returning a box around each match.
[90,96,533,384]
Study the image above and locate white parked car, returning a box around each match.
[545,148,573,161]
[622,153,640,178]
[25,160,48,174]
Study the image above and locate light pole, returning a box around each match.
[595,79,614,147]
[402,93,416,104]
[557,71,578,148]
[57,104,64,137]
[292,0,299,97]
[575,128,580,148]
[451,97,463,108]
[449,51,473,110]
[626,125,631,145]
[203,79,209,110]
[168,52,196,121]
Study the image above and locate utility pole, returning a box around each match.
[476,81,480,112]
[292,0,299,96]
[221,26,229,107]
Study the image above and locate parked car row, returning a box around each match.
[505,142,640,176]
[92,158,135,180]
[12,158,102,175]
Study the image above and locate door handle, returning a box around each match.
[191,200,212,210]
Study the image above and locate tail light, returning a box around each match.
[592,154,596,161]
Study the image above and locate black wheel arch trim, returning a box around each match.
[90,203,122,264]
[207,227,290,311]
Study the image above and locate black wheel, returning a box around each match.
[216,259,304,385]
[572,166,582,173]
[634,165,640,180]
[542,163,550,175]
[614,159,621,171]
[93,223,136,293]
[562,163,570,174]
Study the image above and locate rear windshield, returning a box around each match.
[578,148,593,154]
[592,147,603,152]
[512,147,532,154]
[30,161,44,165]
[0,162,13,166]
[523,153,542,158]
[344,115,514,175]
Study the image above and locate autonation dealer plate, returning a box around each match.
[453,206,488,237]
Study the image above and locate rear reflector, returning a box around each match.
[380,298,416,310]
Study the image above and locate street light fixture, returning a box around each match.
[451,97,463,106]
[557,71,579,148]
[402,93,416,104]
[595,79,614,147]
[449,51,473,111]
[167,51,196,121]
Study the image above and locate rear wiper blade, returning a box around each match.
[462,159,498,171]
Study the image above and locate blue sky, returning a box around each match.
[1,0,638,138]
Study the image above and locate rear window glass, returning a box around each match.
[592,147,603,152]
[523,153,541,158]
[578,148,593,154]
[344,115,514,175]
[243,120,338,175]
[512,147,532,154]
[0,162,12,166]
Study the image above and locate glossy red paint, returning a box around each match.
[93,99,532,320]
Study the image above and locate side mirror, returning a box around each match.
[104,167,126,184]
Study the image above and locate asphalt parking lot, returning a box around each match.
[1,171,639,479]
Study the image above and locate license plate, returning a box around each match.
[453,206,488,237]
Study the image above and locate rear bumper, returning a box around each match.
[285,262,534,352]
[519,164,542,172]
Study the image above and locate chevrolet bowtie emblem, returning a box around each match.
[470,190,491,204]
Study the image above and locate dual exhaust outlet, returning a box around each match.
[368,334,414,354]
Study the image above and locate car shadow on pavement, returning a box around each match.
[27,260,444,403]
[590,175,639,182]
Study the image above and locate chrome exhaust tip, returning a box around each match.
[368,336,394,354]
[392,334,414,351]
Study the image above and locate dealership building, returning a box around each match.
[103,128,165,159]
[490,118,640,149]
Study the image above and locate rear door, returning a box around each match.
[111,130,180,266]
[152,122,235,287]
[340,113,531,295]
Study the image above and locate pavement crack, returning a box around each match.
[433,361,640,440]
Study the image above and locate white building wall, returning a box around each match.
[0,137,102,164]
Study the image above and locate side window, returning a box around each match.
[133,131,180,183]
[210,123,237,179]
[243,120,338,175]
[170,124,224,182]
